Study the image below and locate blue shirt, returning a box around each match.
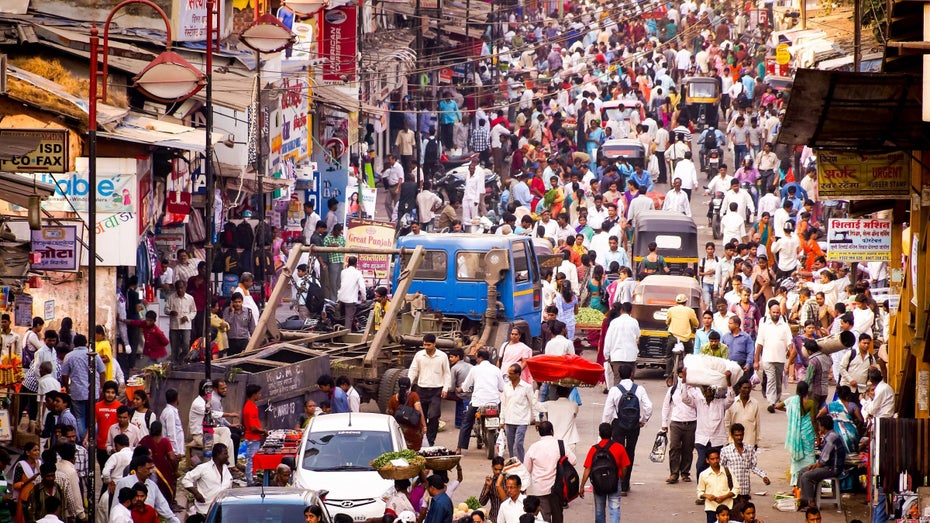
[59,347,106,401]
[424,492,453,523]
[722,331,755,369]
[58,408,78,431]
[438,99,460,125]
[332,387,350,413]
[630,170,653,194]
[512,181,532,207]
[694,327,719,355]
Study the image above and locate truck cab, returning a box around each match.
[393,234,543,338]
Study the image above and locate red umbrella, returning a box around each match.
[525,354,604,386]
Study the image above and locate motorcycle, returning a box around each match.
[710,191,724,240]
[435,165,501,211]
[471,404,501,459]
[321,297,375,332]
[705,147,721,178]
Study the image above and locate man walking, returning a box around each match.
[697,449,738,523]
[524,421,576,523]
[59,334,105,440]
[408,334,451,446]
[164,280,197,363]
[456,349,504,454]
[336,256,366,332]
[681,369,735,484]
[501,363,538,462]
[603,302,640,385]
[601,364,652,495]
[725,379,761,449]
[754,303,792,412]
[579,422,632,523]
[804,338,832,409]
[661,366,697,484]
[720,423,769,513]
[182,443,233,523]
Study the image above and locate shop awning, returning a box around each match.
[98,114,226,153]
[777,69,930,150]
[0,172,55,209]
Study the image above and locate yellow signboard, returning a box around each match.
[775,43,791,65]
[817,150,910,199]
[0,129,69,173]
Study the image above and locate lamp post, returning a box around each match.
[240,13,296,307]
[88,3,204,521]
[203,0,219,380]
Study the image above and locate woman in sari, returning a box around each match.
[817,385,863,453]
[775,381,817,485]
[387,377,426,451]
[139,421,179,506]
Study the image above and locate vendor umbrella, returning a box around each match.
[525,354,603,386]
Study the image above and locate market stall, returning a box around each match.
[253,429,302,485]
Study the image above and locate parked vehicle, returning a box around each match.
[471,404,501,459]
[205,488,330,523]
[631,275,703,369]
[293,413,407,521]
[435,164,501,210]
[632,211,699,276]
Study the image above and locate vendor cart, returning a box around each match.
[253,429,302,485]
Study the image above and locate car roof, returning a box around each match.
[307,412,395,432]
[213,487,320,506]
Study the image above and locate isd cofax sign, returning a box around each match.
[0,129,68,173]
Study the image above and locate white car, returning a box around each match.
[293,413,408,521]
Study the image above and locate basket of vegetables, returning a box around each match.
[418,447,461,471]
[370,450,426,480]
[575,307,606,330]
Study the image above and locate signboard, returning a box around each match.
[826,219,892,262]
[319,6,357,82]
[44,300,55,321]
[172,0,226,42]
[27,157,138,213]
[268,77,310,175]
[154,230,187,261]
[0,129,68,173]
[817,150,910,199]
[14,295,32,327]
[80,212,139,267]
[346,218,395,281]
[314,110,349,223]
[31,226,79,271]
[775,43,790,65]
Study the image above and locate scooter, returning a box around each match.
[471,404,501,460]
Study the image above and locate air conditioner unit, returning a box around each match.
[0,54,7,95]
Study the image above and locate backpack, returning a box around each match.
[303,276,326,314]
[235,221,255,250]
[704,130,718,151]
[612,384,641,437]
[424,138,440,165]
[845,347,873,371]
[589,441,620,495]
[551,440,580,502]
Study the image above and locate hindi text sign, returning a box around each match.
[826,219,892,262]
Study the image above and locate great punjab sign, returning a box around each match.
[0,129,68,173]
[826,219,892,262]
[817,150,909,199]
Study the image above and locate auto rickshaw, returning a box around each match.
[631,275,703,369]
[600,138,646,168]
[682,77,721,129]
[632,211,699,276]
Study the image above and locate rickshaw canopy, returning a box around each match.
[601,139,646,161]
[683,77,721,104]
[632,275,703,306]
[632,211,699,262]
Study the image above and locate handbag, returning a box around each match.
[393,403,421,427]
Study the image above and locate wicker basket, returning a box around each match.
[422,454,461,472]
[372,461,424,480]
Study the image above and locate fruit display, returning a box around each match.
[575,307,605,326]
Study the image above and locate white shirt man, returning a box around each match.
[663,185,692,216]
[603,308,640,365]
[164,287,197,331]
[772,205,792,239]
[839,340,875,393]
[721,206,747,243]
[181,454,233,516]
[602,377,653,425]
[462,355,505,407]
[861,375,895,420]
[771,229,800,274]
[673,158,699,192]
[557,257,580,294]
[757,190,780,218]
[705,172,734,196]
[544,330,575,356]
[755,311,792,406]
[159,401,185,454]
[337,259,366,305]
[383,157,404,187]
[490,122,511,149]
[721,184,755,218]
[628,193,656,223]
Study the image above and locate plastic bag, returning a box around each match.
[649,431,668,463]
[502,457,530,490]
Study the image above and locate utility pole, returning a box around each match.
[853,0,862,71]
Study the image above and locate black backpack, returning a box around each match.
[235,221,255,250]
[424,138,440,165]
[704,130,718,151]
[551,440,580,502]
[589,441,620,495]
[612,384,641,437]
[304,276,325,314]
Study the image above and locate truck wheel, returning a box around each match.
[377,368,407,413]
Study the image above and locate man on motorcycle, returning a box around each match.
[704,164,733,220]
[697,126,727,171]
[455,349,505,455]
[720,178,755,223]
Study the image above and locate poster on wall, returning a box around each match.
[346,218,395,282]
[154,230,187,260]
[31,225,79,271]
[172,0,226,42]
[268,77,310,176]
[14,294,32,327]
[27,157,137,213]
[313,111,349,224]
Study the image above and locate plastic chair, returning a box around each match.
[815,477,843,512]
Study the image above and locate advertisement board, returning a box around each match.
[346,218,395,282]
[31,225,79,271]
[319,6,357,82]
[25,157,137,213]
[817,150,910,199]
[826,218,892,262]
[0,129,68,173]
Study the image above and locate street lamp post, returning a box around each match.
[87,2,204,520]
[203,0,219,380]
[240,13,296,308]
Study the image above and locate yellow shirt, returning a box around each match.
[211,312,230,351]
[96,340,114,382]
[666,304,698,340]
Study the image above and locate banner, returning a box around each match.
[80,212,139,267]
[826,219,892,262]
[817,150,909,199]
[31,226,79,271]
[346,218,395,282]
[319,6,357,82]
[29,157,137,213]
[0,129,68,173]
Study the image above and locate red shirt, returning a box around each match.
[124,320,169,360]
[132,503,159,523]
[243,399,263,441]
[95,399,123,450]
[583,439,631,473]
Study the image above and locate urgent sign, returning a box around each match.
[0,129,68,173]
[817,150,909,199]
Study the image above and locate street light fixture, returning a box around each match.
[284,0,329,16]
[86,2,205,522]
[240,13,298,54]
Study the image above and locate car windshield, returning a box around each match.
[301,430,393,472]
[689,82,717,98]
[212,503,307,523]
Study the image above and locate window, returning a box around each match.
[689,82,717,99]
[300,430,393,472]
[456,251,487,281]
[654,235,682,250]
[402,250,447,280]
[513,242,530,283]
[213,503,307,523]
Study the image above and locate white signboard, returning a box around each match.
[826,219,892,262]
[26,157,137,213]
[79,212,139,267]
[173,0,226,42]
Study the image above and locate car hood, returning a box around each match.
[294,469,392,500]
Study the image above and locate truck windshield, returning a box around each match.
[301,430,393,472]
[456,252,487,281]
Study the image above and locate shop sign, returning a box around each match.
[0,129,68,173]
[28,157,137,213]
[314,111,349,224]
[346,218,394,281]
[172,0,225,42]
[817,150,910,199]
[80,212,139,267]
[319,6,357,82]
[268,77,309,172]
[826,218,892,262]
[31,226,79,271]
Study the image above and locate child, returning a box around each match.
[715,505,731,523]
[120,311,169,363]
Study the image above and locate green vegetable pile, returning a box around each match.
[465,497,482,510]
[576,307,605,325]
[370,450,425,469]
